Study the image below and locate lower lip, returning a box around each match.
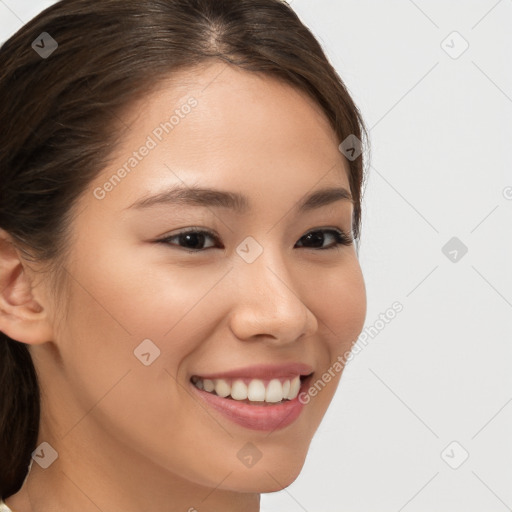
[190,377,311,432]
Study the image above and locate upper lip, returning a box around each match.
[192,363,314,381]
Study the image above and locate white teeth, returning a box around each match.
[282,379,291,398]
[193,375,305,403]
[247,379,266,401]
[265,379,283,403]
[288,376,301,400]
[215,379,230,398]
[231,380,248,401]
[203,379,215,392]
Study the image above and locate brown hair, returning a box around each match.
[0,0,368,498]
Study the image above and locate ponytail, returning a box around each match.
[0,333,40,499]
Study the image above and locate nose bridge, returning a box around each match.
[229,238,316,343]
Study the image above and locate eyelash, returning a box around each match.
[156,227,353,253]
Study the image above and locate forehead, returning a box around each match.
[126,63,339,147]
[87,62,351,212]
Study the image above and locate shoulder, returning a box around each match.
[0,500,13,512]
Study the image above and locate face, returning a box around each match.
[40,62,366,494]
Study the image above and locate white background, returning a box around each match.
[1,1,511,511]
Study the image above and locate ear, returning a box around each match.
[0,229,54,344]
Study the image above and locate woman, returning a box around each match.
[0,0,369,510]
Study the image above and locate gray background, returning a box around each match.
[1,1,511,511]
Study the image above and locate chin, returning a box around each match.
[221,449,308,493]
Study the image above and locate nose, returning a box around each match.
[227,247,318,346]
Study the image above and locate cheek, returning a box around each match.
[55,251,224,417]
[52,265,222,474]
[288,258,366,418]
[67,240,216,341]
[312,258,367,356]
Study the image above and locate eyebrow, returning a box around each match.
[127,185,353,213]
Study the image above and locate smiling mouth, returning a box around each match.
[190,374,312,405]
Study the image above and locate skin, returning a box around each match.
[0,62,366,512]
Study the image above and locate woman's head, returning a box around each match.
[0,0,368,506]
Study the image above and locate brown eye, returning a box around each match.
[295,229,353,250]
[158,229,221,251]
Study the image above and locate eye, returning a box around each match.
[156,227,352,252]
[294,228,353,250]
[157,229,221,252]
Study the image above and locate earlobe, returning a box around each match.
[0,229,53,345]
